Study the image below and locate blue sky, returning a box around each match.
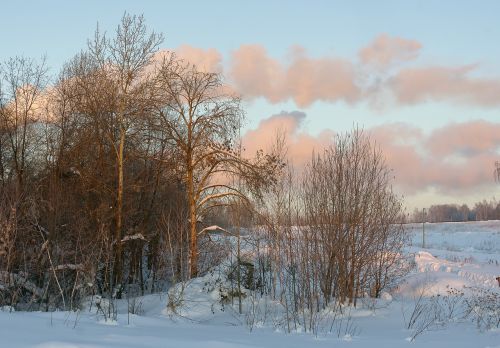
[2,1,500,130]
[3,1,500,68]
[2,0,500,209]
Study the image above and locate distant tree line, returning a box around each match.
[410,199,500,223]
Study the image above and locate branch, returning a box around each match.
[197,225,235,237]
[196,190,249,210]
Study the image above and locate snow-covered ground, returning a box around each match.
[1,221,500,347]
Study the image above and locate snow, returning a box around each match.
[120,234,147,243]
[1,221,500,347]
[0,271,44,297]
[198,225,233,236]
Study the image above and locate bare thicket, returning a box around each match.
[1,14,408,322]
[0,13,280,311]
[248,129,408,333]
[464,286,500,331]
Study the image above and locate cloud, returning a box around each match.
[426,120,500,157]
[371,121,500,194]
[228,45,285,103]
[243,114,500,197]
[167,41,500,109]
[242,111,335,167]
[153,46,223,74]
[389,65,500,106]
[174,45,223,73]
[229,45,360,107]
[368,124,426,192]
[359,34,422,69]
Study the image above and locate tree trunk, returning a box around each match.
[187,163,198,278]
[189,202,197,278]
[114,126,125,287]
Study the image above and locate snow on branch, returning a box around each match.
[0,271,44,297]
[197,225,235,236]
[121,233,148,243]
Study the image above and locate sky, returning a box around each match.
[2,0,500,210]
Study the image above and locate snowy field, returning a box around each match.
[1,221,500,348]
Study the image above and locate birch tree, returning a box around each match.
[64,13,163,287]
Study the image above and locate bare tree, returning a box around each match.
[62,14,163,288]
[251,128,407,333]
[0,14,192,310]
[0,56,48,192]
[156,58,280,277]
[301,129,406,305]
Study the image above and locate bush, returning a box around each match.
[464,287,500,331]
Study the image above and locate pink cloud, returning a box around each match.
[390,65,500,106]
[242,111,335,167]
[369,124,429,192]
[370,122,500,194]
[243,115,500,196]
[153,46,223,74]
[152,42,500,109]
[229,45,285,103]
[174,45,223,73]
[426,120,500,157]
[229,45,360,107]
[359,34,422,68]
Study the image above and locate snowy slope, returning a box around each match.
[1,221,500,348]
